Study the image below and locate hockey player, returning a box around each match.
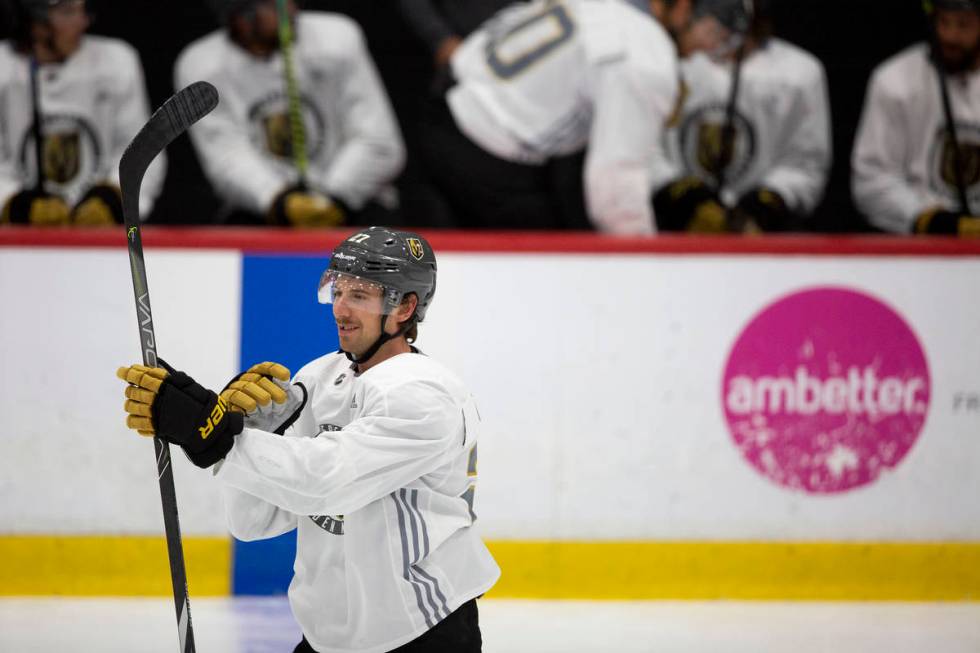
[655,0,831,232]
[0,0,164,226]
[175,0,405,228]
[852,0,980,235]
[418,0,732,233]
[116,227,498,652]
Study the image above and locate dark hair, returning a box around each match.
[404,319,419,344]
[749,0,774,44]
[400,293,420,343]
[2,0,37,52]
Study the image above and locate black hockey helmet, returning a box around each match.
[13,0,82,21]
[693,0,754,32]
[207,0,264,23]
[933,0,980,11]
[319,226,437,322]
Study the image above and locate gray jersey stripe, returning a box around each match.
[402,488,421,563]
[408,490,449,620]
[400,489,442,621]
[391,491,434,628]
[414,567,450,620]
[411,489,430,558]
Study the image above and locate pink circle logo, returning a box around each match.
[722,287,930,494]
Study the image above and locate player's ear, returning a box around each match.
[397,293,419,324]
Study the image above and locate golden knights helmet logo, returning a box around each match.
[406,237,425,261]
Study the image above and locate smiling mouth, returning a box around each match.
[337,324,359,335]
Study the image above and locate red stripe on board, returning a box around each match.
[1,226,979,256]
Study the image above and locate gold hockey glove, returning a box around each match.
[220,361,291,413]
[221,361,307,435]
[72,184,123,226]
[117,360,245,469]
[914,208,980,236]
[652,177,728,233]
[269,186,347,228]
[732,188,797,233]
[1,190,71,226]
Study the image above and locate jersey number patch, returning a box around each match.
[485,3,576,80]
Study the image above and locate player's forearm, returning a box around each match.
[760,163,828,216]
[322,137,405,209]
[217,426,453,517]
[585,165,656,235]
[219,482,297,541]
[852,171,921,233]
[195,141,283,213]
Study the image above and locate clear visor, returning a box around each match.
[317,270,403,315]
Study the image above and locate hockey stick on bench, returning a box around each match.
[119,81,219,653]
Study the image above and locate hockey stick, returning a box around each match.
[922,0,971,214]
[716,0,754,196]
[28,55,45,194]
[276,0,308,187]
[119,80,219,653]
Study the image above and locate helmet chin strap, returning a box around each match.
[342,314,413,370]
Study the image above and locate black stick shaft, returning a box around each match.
[924,2,971,213]
[717,39,746,195]
[935,71,970,213]
[124,226,196,653]
[29,56,45,194]
[120,81,219,653]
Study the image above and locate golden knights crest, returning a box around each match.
[679,103,756,187]
[262,112,295,159]
[939,133,980,191]
[407,237,425,260]
[696,122,737,177]
[928,124,980,208]
[249,92,325,163]
[43,131,80,183]
[20,114,100,200]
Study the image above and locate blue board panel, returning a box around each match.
[234,253,338,595]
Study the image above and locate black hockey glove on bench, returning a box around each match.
[117,361,245,469]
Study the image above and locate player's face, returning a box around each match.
[252,0,297,45]
[656,0,732,58]
[330,276,387,357]
[935,9,980,73]
[38,0,89,60]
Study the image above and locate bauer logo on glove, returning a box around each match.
[200,395,230,440]
[116,361,246,468]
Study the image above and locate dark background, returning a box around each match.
[3,0,931,231]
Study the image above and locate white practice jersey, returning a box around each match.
[215,351,499,653]
[0,37,164,215]
[666,38,831,212]
[448,0,681,235]
[852,43,980,233]
[175,12,405,213]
